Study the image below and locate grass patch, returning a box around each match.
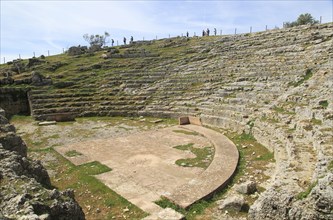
[291,69,313,87]
[302,118,322,131]
[319,100,328,109]
[155,197,211,219]
[48,134,60,139]
[272,106,296,115]
[186,200,211,219]
[9,115,34,122]
[272,106,285,113]
[236,133,255,141]
[311,118,322,125]
[74,161,111,175]
[246,120,255,129]
[328,160,333,171]
[173,129,200,136]
[24,133,59,151]
[174,143,194,150]
[255,151,274,161]
[303,124,313,131]
[173,143,214,168]
[155,197,185,214]
[296,180,317,200]
[224,130,275,180]
[31,140,44,147]
[261,116,279,123]
[64,150,83,157]
[28,147,53,153]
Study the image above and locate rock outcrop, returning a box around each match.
[218,195,246,212]
[236,181,257,195]
[249,173,333,219]
[67,45,88,56]
[31,71,52,86]
[0,108,85,219]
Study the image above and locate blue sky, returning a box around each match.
[1,0,332,63]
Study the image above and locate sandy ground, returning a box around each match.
[12,117,179,179]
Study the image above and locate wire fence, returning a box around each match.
[1,16,325,64]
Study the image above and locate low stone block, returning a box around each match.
[38,121,57,126]
[179,117,190,125]
[218,195,245,211]
[189,116,202,126]
[236,181,257,195]
[178,116,201,125]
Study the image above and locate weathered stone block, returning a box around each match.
[178,116,202,125]
[218,195,246,211]
[236,181,257,195]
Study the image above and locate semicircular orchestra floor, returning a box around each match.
[56,124,239,219]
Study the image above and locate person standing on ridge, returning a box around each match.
[111,39,114,47]
[207,28,210,36]
[214,28,217,36]
[130,36,134,44]
[123,37,127,45]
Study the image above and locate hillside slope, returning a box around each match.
[1,23,332,219]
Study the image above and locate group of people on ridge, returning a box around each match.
[123,36,134,45]
[202,28,217,36]
[110,28,218,47]
[110,36,134,46]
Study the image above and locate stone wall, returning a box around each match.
[0,88,30,118]
[35,112,77,122]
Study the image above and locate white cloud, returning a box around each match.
[1,0,332,63]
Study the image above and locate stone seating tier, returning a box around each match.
[19,24,332,218]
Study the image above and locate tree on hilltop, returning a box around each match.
[83,31,110,50]
[284,13,319,28]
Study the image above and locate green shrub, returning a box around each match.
[319,100,328,108]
